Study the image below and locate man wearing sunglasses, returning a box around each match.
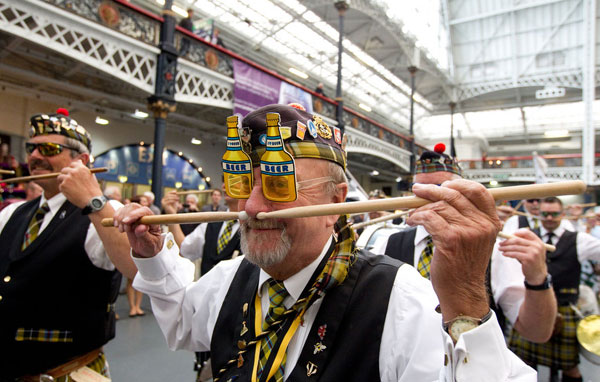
[376,144,556,344]
[0,109,135,380]
[508,196,600,382]
[114,104,534,381]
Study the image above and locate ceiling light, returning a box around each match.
[370,170,379,176]
[118,175,128,183]
[95,117,109,125]
[178,151,183,156]
[197,167,203,172]
[191,138,202,145]
[205,176,211,182]
[132,109,149,119]
[175,182,183,189]
[172,4,188,17]
[489,180,498,186]
[396,177,402,182]
[288,67,308,79]
[359,103,372,112]
[544,129,569,138]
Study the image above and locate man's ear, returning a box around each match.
[76,153,90,167]
[325,183,348,227]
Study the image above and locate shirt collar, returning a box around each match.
[540,224,564,238]
[414,225,430,245]
[41,192,67,214]
[258,236,333,303]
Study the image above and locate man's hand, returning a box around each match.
[162,191,180,214]
[496,205,514,223]
[407,179,501,320]
[498,228,548,285]
[113,203,164,258]
[57,160,102,208]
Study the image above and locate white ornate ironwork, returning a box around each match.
[0,0,158,94]
[463,166,600,184]
[176,59,233,108]
[344,126,412,172]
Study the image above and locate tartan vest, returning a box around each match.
[210,249,400,382]
[0,197,120,378]
[533,228,580,305]
[201,221,241,276]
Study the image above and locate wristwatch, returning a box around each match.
[524,274,552,290]
[82,195,108,215]
[444,310,493,343]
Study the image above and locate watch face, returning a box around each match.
[91,198,104,208]
[449,319,479,341]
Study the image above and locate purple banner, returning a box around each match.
[233,59,313,116]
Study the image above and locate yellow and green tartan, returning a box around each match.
[508,305,579,370]
[22,202,50,250]
[417,236,434,279]
[54,352,110,382]
[257,279,289,382]
[217,220,235,254]
[15,328,73,343]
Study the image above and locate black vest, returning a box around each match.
[384,228,504,329]
[533,229,580,305]
[0,198,120,378]
[201,221,241,276]
[518,215,531,229]
[210,249,401,382]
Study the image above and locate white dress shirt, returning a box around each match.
[503,214,575,234]
[372,225,526,325]
[180,215,239,261]
[0,193,121,270]
[133,232,535,381]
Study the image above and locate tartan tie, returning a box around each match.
[22,202,50,250]
[258,279,290,382]
[417,235,434,279]
[533,218,540,229]
[216,220,235,254]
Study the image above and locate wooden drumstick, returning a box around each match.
[351,210,411,230]
[100,180,587,227]
[497,232,556,252]
[175,189,215,195]
[101,211,239,227]
[0,169,15,175]
[1,167,108,183]
[257,181,586,220]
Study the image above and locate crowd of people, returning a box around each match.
[1,104,599,382]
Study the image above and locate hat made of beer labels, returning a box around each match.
[241,104,346,169]
[29,108,92,151]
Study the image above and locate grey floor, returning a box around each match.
[103,292,600,382]
[104,293,197,381]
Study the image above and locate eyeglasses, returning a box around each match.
[540,211,561,218]
[25,142,78,157]
[526,199,540,203]
[224,173,334,202]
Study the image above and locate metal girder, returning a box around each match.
[582,0,597,185]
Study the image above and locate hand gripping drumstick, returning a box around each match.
[1,167,108,183]
[101,180,586,227]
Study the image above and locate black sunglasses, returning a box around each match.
[540,211,561,218]
[25,142,78,157]
[526,199,540,203]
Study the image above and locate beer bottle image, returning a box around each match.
[260,112,297,202]
[222,114,253,199]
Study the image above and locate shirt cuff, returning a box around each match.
[132,232,180,281]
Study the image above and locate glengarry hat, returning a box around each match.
[415,143,461,176]
[29,108,92,151]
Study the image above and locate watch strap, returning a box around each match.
[524,274,552,290]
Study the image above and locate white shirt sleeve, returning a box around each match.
[84,199,123,271]
[576,231,600,263]
[502,215,519,235]
[132,232,241,351]
[490,240,526,325]
[0,201,25,234]
[180,223,208,261]
[379,264,535,382]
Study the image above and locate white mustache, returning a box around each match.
[243,217,284,230]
